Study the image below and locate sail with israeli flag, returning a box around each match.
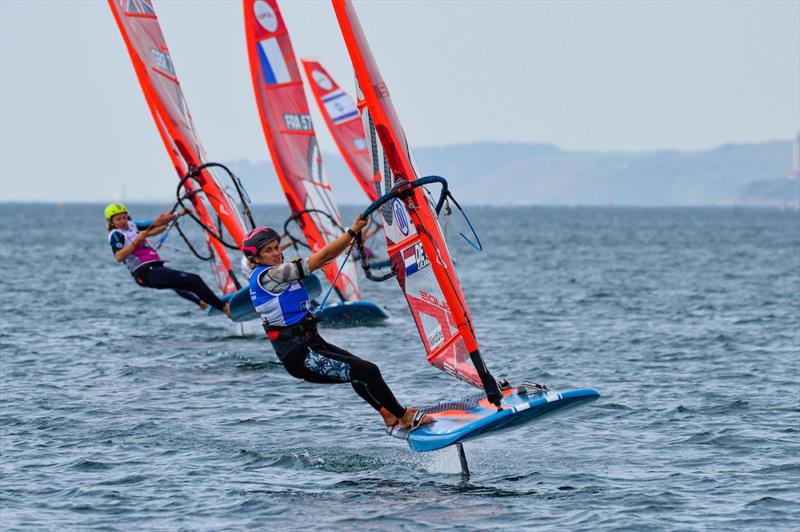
[108,0,250,295]
[301,60,377,202]
[243,0,361,302]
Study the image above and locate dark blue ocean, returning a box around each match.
[1,204,798,530]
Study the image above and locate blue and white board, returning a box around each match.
[391,387,600,452]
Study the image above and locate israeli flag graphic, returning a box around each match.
[257,38,291,85]
[322,90,359,124]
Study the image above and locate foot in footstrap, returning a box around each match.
[400,408,434,432]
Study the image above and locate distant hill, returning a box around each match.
[228,140,799,207]
[729,177,800,207]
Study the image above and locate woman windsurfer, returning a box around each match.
[243,216,434,433]
[105,203,230,317]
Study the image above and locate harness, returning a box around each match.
[263,314,320,343]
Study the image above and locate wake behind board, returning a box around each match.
[391,385,600,452]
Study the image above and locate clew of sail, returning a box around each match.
[332,0,502,404]
[108,0,249,293]
[301,60,377,202]
[243,0,360,302]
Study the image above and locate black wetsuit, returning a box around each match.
[251,259,406,419]
[267,317,406,419]
[134,264,226,312]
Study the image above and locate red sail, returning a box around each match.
[243,0,359,301]
[109,0,247,293]
[333,0,491,390]
[301,60,377,202]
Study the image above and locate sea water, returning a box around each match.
[1,204,798,529]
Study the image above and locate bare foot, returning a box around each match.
[198,301,208,311]
[223,302,231,319]
[378,407,397,427]
[398,407,434,430]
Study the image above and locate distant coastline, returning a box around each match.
[2,140,797,207]
[228,139,799,208]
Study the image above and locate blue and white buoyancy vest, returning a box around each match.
[248,265,311,327]
[108,221,162,273]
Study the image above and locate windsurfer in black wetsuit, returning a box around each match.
[243,216,434,433]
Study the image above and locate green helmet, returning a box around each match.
[104,203,128,221]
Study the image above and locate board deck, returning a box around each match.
[391,386,600,452]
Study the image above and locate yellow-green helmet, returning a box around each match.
[104,203,128,221]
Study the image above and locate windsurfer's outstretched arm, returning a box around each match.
[307,215,368,272]
[257,215,369,291]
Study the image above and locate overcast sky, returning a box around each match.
[1,0,798,202]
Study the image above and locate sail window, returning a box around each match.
[138,0,154,14]
[150,48,175,76]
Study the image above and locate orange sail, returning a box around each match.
[301,59,377,202]
[108,0,249,293]
[243,0,359,301]
[332,0,501,403]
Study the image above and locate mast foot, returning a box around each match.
[456,442,470,480]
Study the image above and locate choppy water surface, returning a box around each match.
[1,204,798,530]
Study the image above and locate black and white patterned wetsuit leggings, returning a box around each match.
[269,325,407,419]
